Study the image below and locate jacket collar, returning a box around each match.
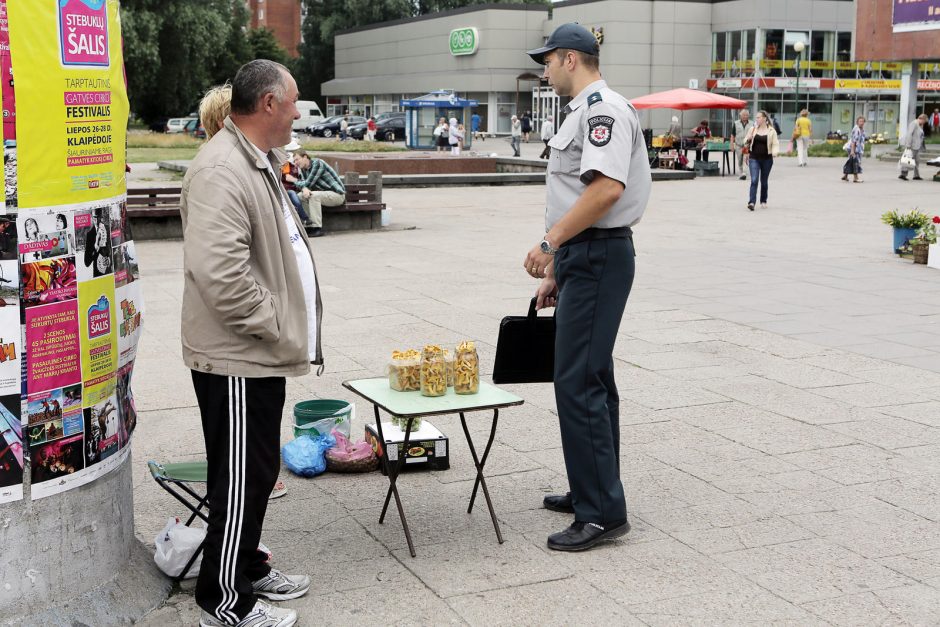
[222,116,288,170]
[567,79,608,112]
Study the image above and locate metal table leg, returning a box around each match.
[373,404,417,557]
[459,409,504,544]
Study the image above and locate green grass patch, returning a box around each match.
[128,147,200,163]
[780,142,872,158]
[125,131,409,163]
[299,138,407,153]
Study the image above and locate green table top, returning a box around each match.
[343,378,524,418]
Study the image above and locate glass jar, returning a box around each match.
[454,341,479,395]
[388,349,420,391]
[419,345,447,397]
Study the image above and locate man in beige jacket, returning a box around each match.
[181,59,321,627]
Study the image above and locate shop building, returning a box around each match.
[320,0,940,140]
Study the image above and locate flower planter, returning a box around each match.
[928,244,940,270]
[893,227,917,253]
[912,242,929,264]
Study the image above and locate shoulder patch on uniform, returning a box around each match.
[587,92,603,107]
[588,115,614,147]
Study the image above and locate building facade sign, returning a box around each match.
[449,27,478,56]
[893,0,940,33]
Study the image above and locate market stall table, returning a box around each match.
[342,378,524,557]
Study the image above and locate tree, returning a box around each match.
[248,28,290,66]
[121,0,252,122]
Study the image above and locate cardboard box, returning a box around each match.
[365,421,449,476]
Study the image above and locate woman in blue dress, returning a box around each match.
[842,116,867,183]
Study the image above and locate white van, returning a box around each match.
[165,117,196,133]
[293,100,324,131]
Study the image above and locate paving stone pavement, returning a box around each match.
[135,155,940,625]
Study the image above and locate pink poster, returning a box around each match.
[0,0,13,142]
[57,0,109,67]
[25,300,81,394]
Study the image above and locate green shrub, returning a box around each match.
[880,209,931,229]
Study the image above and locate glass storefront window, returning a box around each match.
[836,32,853,78]
[763,29,784,77]
[744,29,756,74]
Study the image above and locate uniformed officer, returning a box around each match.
[523,23,651,552]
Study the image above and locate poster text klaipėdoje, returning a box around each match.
[0,0,140,502]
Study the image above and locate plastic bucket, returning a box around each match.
[293,399,353,438]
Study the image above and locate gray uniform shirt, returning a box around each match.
[546,80,651,231]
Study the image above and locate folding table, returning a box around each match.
[342,378,524,557]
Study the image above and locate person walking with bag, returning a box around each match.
[539,114,555,159]
[731,109,753,180]
[794,109,812,167]
[899,114,927,181]
[523,23,651,552]
[842,116,866,183]
[743,110,779,211]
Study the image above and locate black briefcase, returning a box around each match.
[492,298,555,384]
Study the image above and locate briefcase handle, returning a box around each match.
[527,297,554,319]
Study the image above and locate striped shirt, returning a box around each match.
[296,158,346,195]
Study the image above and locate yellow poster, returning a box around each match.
[78,275,117,406]
[6,0,127,208]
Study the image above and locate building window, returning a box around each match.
[763,29,783,77]
[836,32,853,78]
[258,9,264,20]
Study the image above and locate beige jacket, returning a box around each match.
[180,117,323,377]
[744,126,780,157]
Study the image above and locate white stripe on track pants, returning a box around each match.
[191,370,285,623]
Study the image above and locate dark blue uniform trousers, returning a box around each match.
[553,235,635,524]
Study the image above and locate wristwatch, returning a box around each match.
[540,238,558,255]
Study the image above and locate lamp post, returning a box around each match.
[793,41,805,114]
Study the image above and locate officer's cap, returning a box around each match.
[526,23,599,65]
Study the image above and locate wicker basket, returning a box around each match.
[913,242,929,265]
[325,449,379,473]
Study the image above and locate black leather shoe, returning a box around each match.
[309,227,324,237]
[913,176,923,180]
[542,492,574,513]
[547,520,630,552]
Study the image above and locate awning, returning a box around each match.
[630,88,748,110]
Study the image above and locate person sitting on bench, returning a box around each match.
[289,151,346,238]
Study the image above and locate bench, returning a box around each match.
[125,170,386,240]
[126,186,184,240]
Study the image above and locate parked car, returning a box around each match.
[148,117,169,133]
[306,115,366,138]
[349,113,406,141]
[165,117,196,133]
[184,118,206,139]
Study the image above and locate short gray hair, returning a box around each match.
[231,60,289,115]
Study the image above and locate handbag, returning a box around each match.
[792,127,800,141]
[899,148,916,169]
[492,297,555,384]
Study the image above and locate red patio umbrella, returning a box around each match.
[630,88,747,110]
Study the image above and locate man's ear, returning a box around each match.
[261,92,276,112]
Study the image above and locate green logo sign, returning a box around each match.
[449,28,478,56]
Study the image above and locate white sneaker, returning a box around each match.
[199,600,297,627]
[760,203,767,210]
[252,568,310,601]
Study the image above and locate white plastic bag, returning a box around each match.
[154,517,206,578]
[899,148,916,171]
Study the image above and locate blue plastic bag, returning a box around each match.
[282,434,336,478]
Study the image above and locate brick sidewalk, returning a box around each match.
[135,155,940,625]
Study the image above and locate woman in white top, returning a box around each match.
[539,114,554,159]
[433,117,448,152]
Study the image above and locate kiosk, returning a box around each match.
[401,90,479,150]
